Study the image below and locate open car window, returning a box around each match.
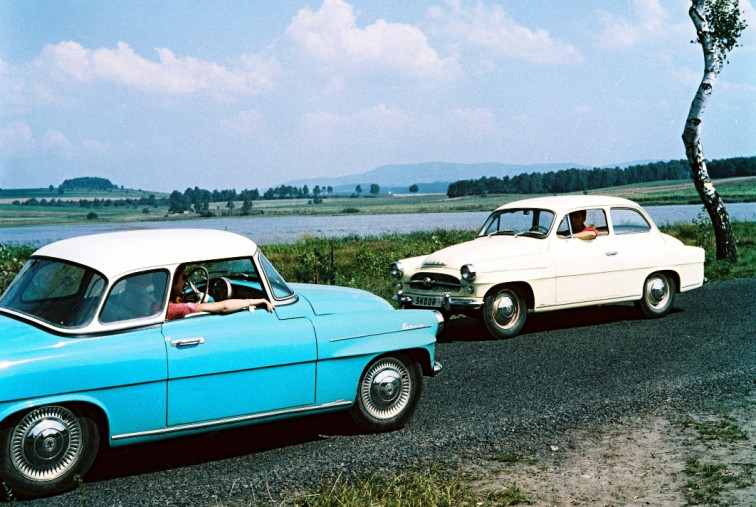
[177,257,284,305]
[0,258,107,328]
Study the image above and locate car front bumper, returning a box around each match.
[394,292,483,312]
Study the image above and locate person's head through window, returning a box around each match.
[565,210,598,240]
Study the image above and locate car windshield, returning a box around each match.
[0,258,107,328]
[477,208,555,238]
[259,253,295,300]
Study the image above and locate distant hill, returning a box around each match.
[286,161,654,194]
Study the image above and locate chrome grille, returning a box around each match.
[408,273,462,293]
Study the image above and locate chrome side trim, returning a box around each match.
[111,400,351,441]
[536,295,627,309]
[329,325,432,342]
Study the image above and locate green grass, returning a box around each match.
[684,458,739,505]
[677,404,754,505]
[2,221,755,296]
[660,219,756,282]
[290,467,532,507]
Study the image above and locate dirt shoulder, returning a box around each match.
[466,395,756,506]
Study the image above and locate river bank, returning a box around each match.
[2,202,756,247]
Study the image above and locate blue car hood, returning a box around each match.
[289,283,392,316]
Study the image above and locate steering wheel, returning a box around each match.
[208,277,232,301]
[184,266,210,303]
[531,225,549,235]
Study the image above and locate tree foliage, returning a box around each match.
[446,156,754,198]
[60,177,117,191]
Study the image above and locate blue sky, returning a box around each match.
[1,0,754,193]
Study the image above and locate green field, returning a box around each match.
[1,176,754,229]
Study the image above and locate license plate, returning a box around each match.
[412,295,442,308]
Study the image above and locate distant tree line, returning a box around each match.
[446,156,756,198]
[59,177,118,192]
[262,184,334,201]
[168,187,260,215]
[13,195,161,209]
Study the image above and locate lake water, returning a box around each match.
[2,203,755,247]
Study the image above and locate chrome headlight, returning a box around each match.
[433,310,445,336]
[461,263,476,282]
[389,261,404,279]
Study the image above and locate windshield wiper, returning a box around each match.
[487,229,514,237]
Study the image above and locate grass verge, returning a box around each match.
[290,466,532,507]
[680,416,754,505]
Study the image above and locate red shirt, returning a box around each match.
[583,226,599,238]
[166,302,198,320]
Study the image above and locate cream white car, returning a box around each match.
[390,196,705,339]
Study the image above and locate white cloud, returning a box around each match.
[302,104,410,137]
[442,107,495,131]
[595,0,688,49]
[287,0,456,80]
[354,104,409,129]
[0,121,35,157]
[35,41,278,97]
[426,2,584,65]
[220,109,267,138]
[41,129,72,156]
[302,111,351,132]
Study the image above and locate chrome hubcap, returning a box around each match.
[492,291,518,327]
[11,406,82,482]
[648,278,667,304]
[359,358,411,420]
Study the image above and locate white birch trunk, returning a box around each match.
[682,0,737,262]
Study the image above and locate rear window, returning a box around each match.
[611,208,651,235]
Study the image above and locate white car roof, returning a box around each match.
[33,228,259,279]
[496,195,640,214]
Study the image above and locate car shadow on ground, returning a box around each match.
[438,304,684,343]
[86,410,360,483]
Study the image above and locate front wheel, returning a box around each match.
[0,405,100,499]
[350,355,422,432]
[636,272,676,318]
[482,286,527,339]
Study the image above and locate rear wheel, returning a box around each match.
[636,273,677,319]
[636,272,676,318]
[0,405,99,499]
[482,286,527,339]
[350,355,422,432]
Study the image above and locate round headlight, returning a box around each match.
[461,263,476,282]
[389,261,404,279]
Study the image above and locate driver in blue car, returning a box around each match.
[167,264,275,320]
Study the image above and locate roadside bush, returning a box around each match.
[0,244,35,293]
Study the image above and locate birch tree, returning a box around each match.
[683,0,747,261]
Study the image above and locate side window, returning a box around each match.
[557,209,607,237]
[586,209,608,235]
[101,270,169,323]
[611,208,651,235]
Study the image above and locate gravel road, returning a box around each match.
[26,278,755,506]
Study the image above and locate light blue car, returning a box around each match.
[0,229,442,499]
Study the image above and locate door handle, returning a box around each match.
[171,337,205,347]
[605,251,618,256]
